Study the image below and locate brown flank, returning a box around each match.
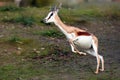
[77,31,91,36]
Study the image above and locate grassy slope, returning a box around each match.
[0,2,120,80]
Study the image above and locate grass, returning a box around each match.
[33,29,64,38]
[2,15,35,26]
[0,2,119,26]
[60,2,120,24]
[0,5,23,12]
[0,61,52,80]
[8,36,33,45]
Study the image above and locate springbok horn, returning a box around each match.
[58,3,62,9]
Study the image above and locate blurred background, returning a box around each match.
[0,0,120,7]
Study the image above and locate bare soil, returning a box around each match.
[0,19,120,80]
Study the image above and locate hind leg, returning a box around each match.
[70,44,77,53]
[92,36,104,72]
[95,55,100,74]
[99,55,104,71]
[91,36,101,74]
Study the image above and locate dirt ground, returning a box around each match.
[48,20,120,80]
[40,20,120,80]
[0,19,120,80]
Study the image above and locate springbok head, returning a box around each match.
[43,3,62,23]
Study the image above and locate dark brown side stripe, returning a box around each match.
[77,31,91,36]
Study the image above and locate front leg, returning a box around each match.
[70,44,77,53]
[69,39,86,55]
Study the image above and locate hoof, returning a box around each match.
[94,71,99,74]
[100,69,104,72]
[79,52,86,55]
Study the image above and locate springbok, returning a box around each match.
[43,4,104,74]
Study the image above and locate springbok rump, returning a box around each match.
[43,4,104,74]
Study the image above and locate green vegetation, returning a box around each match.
[8,36,33,44]
[2,15,35,26]
[0,62,53,80]
[0,5,23,12]
[33,29,64,38]
[0,3,119,25]
[34,0,55,7]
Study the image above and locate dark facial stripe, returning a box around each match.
[48,13,53,20]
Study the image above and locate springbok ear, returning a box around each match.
[50,5,57,11]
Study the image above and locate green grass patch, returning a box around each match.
[0,62,52,80]
[33,29,64,38]
[8,36,33,45]
[102,5,120,20]
[0,64,16,80]
[2,15,35,26]
[0,3,120,25]
[59,3,120,24]
[0,5,23,12]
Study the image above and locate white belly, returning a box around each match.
[73,36,92,49]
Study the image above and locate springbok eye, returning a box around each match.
[48,13,53,19]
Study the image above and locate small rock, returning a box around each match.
[4,49,8,53]
[33,48,37,51]
[35,51,40,54]
[11,26,15,29]
[17,47,22,50]
[16,51,21,55]
[0,35,4,38]
[33,48,41,53]
[21,59,25,61]
[16,41,23,44]
[41,48,45,50]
